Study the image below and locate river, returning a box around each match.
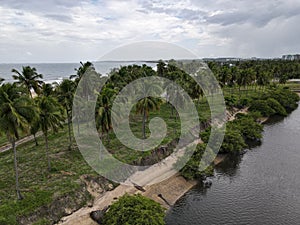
[166,107,300,225]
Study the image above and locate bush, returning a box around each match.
[267,88,299,111]
[230,116,263,141]
[220,129,246,153]
[249,100,275,117]
[266,98,287,116]
[102,194,165,225]
[239,97,252,107]
[180,144,214,180]
[225,95,238,108]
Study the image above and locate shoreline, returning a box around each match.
[57,139,202,225]
[57,155,228,225]
[56,108,247,224]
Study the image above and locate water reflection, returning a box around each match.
[166,108,300,225]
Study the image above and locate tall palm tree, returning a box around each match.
[135,97,162,139]
[12,66,44,98]
[96,86,118,144]
[36,95,64,171]
[134,80,163,139]
[56,79,76,149]
[70,61,94,83]
[0,83,37,200]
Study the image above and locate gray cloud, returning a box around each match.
[44,14,73,23]
[204,1,300,27]
[0,0,300,62]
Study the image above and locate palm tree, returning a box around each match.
[70,61,94,83]
[96,86,118,144]
[12,66,44,98]
[0,83,37,199]
[135,97,162,139]
[36,95,64,171]
[56,79,76,149]
[134,80,163,139]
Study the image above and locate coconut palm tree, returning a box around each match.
[36,95,64,171]
[96,86,118,144]
[56,79,76,149]
[70,61,94,83]
[0,83,38,199]
[12,66,44,98]
[135,97,162,139]
[135,80,163,139]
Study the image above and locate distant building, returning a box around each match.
[282,54,300,60]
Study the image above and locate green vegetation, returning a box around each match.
[0,126,97,225]
[249,88,299,116]
[181,86,298,180]
[0,59,299,224]
[179,144,214,180]
[102,194,165,225]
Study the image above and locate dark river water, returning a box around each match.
[166,107,300,225]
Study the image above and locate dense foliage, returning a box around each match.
[179,144,214,180]
[249,88,299,116]
[102,194,165,225]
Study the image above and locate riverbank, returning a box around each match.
[57,137,202,224]
[57,173,197,225]
[56,107,248,224]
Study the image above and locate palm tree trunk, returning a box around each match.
[142,108,146,139]
[171,104,174,117]
[12,139,23,200]
[29,88,33,99]
[67,111,72,150]
[76,110,80,136]
[33,134,38,146]
[106,130,110,145]
[45,134,51,172]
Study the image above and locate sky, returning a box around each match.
[0,0,300,63]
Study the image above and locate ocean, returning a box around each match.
[0,61,157,83]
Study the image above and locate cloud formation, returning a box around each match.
[0,0,299,62]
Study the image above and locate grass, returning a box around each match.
[101,101,211,164]
[0,127,97,224]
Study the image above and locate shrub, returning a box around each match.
[102,194,165,225]
[266,98,287,116]
[230,116,263,141]
[249,100,275,117]
[268,88,299,111]
[180,144,214,180]
[220,129,246,153]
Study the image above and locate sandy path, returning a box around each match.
[0,131,43,153]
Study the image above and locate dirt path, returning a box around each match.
[0,131,43,153]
